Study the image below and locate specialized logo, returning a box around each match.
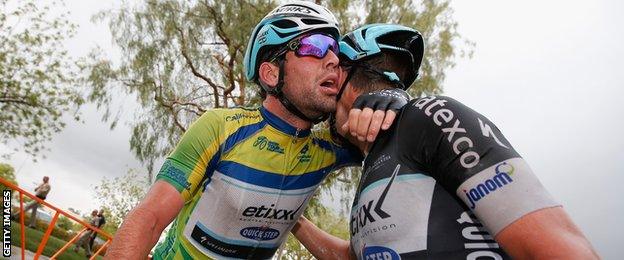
[351,165,399,235]
[413,96,510,169]
[297,144,311,162]
[272,5,313,15]
[253,136,284,154]
[242,200,306,221]
[362,246,400,260]
[240,226,280,241]
[463,162,515,209]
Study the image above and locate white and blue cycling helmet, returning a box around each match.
[244,1,340,83]
[339,23,424,90]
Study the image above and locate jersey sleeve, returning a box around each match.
[398,96,560,235]
[155,110,224,201]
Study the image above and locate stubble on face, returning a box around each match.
[280,52,340,119]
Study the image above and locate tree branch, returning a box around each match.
[175,26,222,107]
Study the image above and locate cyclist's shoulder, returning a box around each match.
[198,106,261,121]
[397,95,478,127]
[192,106,262,130]
[404,95,467,113]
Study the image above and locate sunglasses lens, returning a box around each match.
[296,34,338,58]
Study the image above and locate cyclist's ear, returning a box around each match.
[258,61,279,88]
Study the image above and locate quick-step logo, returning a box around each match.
[240,226,280,241]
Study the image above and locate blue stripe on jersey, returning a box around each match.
[222,121,266,154]
[360,173,430,195]
[217,161,331,190]
[260,106,311,137]
[202,148,221,191]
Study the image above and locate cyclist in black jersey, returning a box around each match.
[292,23,598,259]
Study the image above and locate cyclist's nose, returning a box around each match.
[324,49,339,69]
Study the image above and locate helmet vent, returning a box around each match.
[272,20,299,29]
[302,18,325,25]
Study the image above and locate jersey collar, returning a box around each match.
[260,106,312,138]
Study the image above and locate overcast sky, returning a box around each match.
[2,0,622,258]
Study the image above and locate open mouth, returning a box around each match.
[320,79,335,88]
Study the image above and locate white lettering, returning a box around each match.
[456,211,477,224]
[467,251,503,260]
[462,226,493,240]
[433,108,453,126]
[442,119,466,142]
[413,96,436,109]
[460,151,480,168]
[453,136,474,154]
[424,99,447,116]
[465,243,500,249]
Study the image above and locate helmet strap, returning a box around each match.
[265,56,328,124]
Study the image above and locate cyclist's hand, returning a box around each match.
[343,89,409,142]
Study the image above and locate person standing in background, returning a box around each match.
[12,176,51,228]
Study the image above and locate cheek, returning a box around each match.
[334,102,349,133]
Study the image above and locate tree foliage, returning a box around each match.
[0,162,17,192]
[0,0,83,159]
[93,169,149,235]
[87,0,471,177]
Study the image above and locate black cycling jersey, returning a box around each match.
[349,96,559,260]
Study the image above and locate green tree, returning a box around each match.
[0,162,17,192]
[0,0,84,160]
[93,169,149,235]
[86,0,470,177]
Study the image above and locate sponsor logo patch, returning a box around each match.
[253,136,285,154]
[363,246,400,260]
[159,161,191,190]
[297,144,311,162]
[463,162,515,209]
[240,226,280,241]
[225,113,260,122]
[351,165,399,236]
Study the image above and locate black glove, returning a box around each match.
[352,88,410,112]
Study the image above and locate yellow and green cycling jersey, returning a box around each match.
[153,106,359,259]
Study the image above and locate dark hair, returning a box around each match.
[348,51,410,93]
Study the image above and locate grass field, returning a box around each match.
[10,220,104,260]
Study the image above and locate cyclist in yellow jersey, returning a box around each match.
[105,2,410,259]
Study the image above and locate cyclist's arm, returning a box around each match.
[401,96,598,259]
[291,216,355,260]
[496,207,599,259]
[105,180,183,259]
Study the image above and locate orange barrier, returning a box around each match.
[1,177,113,260]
